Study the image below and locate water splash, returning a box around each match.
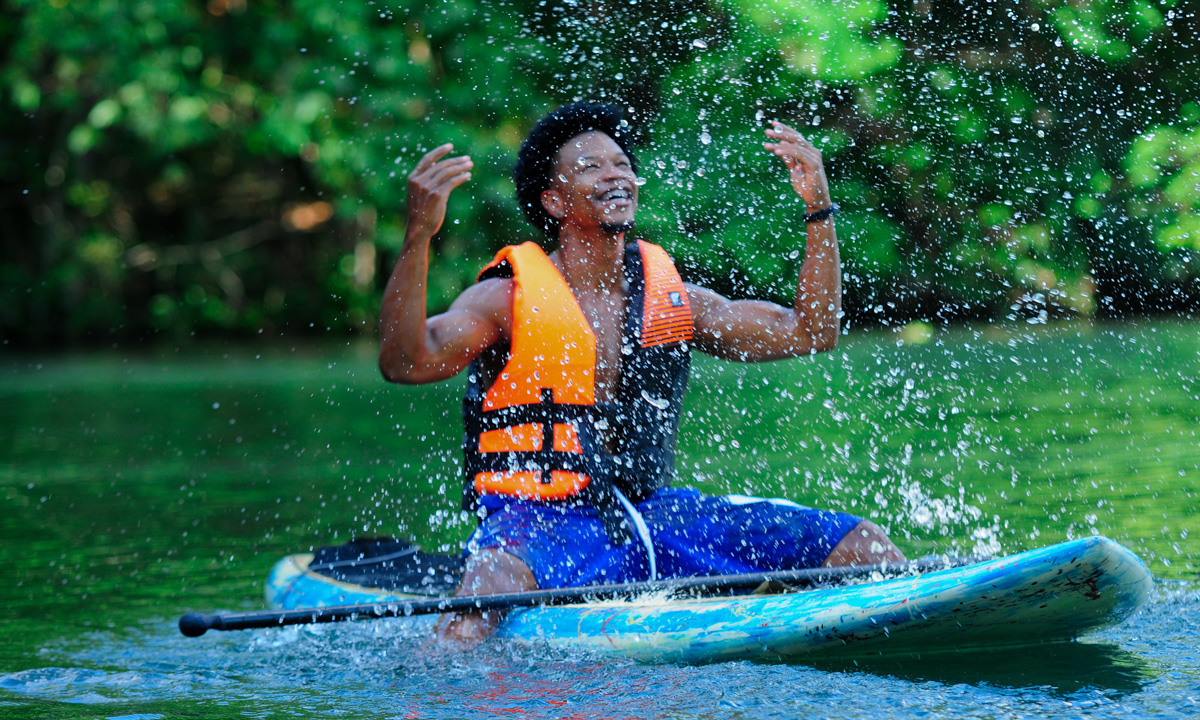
[3,586,1193,719]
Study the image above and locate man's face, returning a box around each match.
[543,131,638,234]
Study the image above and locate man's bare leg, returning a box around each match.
[436,549,538,643]
[823,520,906,566]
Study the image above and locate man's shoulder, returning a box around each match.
[681,281,720,302]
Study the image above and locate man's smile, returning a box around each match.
[596,185,635,214]
[598,188,632,201]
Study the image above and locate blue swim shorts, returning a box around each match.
[464,486,863,589]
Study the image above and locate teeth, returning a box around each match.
[600,189,631,201]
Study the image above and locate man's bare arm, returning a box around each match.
[379,144,507,384]
[380,279,509,384]
[691,122,841,362]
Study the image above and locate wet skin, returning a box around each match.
[540,131,637,406]
[380,121,906,644]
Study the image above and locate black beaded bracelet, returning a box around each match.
[804,203,840,224]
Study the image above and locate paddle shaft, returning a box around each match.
[179,554,986,637]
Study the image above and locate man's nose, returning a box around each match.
[603,162,634,180]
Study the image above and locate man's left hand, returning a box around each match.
[763,121,832,210]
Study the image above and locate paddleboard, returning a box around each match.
[265,535,1152,662]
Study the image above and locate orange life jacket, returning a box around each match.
[461,240,692,529]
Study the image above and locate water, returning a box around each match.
[2,320,1199,718]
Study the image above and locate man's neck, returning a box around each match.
[553,227,627,294]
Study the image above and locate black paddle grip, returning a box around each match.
[179,612,220,637]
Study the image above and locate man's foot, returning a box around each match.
[823,520,906,566]
[436,549,538,645]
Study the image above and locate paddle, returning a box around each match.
[179,554,988,637]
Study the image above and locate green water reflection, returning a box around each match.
[1,319,1198,702]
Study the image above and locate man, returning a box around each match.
[379,103,904,642]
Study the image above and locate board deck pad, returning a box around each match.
[307,537,463,595]
[266,536,1152,662]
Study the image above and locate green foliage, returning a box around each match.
[1,0,1198,346]
[1123,106,1200,281]
[0,0,558,344]
[1050,0,1171,60]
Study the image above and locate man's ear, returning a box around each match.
[541,189,564,220]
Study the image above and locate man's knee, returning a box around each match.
[459,549,538,595]
[823,519,906,566]
[436,549,538,645]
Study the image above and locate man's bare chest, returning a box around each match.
[573,289,627,403]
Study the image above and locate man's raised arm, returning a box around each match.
[689,121,841,362]
[379,144,504,384]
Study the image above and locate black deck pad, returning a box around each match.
[309,537,464,596]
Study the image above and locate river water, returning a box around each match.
[2,320,1198,718]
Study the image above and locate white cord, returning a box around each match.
[613,487,658,581]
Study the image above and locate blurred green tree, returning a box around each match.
[1,0,1196,346]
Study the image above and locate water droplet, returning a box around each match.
[699,132,712,145]
[692,39,708,50]
[641,390,670,410]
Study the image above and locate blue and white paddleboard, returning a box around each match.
[265,536,1151,662]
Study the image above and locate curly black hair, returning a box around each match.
[514,102,639,239]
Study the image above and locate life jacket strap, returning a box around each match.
[465,449,595,477]
[462,394,610,436]
[612,487,658,581]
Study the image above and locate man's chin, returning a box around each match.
[599,220,636,236]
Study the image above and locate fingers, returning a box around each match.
[413,144,473,189]
[406,144,473,238]
[760,120,831,205]
[426,156,474,188]
[410,150,474,199]
[443,168,473,192]
[763,121,822,171]
[763,123,816,155]
[763,141,822,172]
[415,143,455,173]
[764,121,810,146]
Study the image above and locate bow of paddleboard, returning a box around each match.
[265,536,1152,663]
[496,536,1152,662]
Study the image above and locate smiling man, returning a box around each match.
[379,103,905,642]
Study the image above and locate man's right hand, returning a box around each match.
[406,143,473,242]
